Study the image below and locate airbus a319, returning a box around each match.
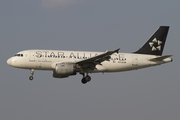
[7,26,172,84]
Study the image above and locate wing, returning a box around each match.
[76,48,120,69]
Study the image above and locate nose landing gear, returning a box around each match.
[29,69,34,80]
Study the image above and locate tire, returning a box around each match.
[85,75,91,82]
[29,76,33,80]
[81,78,87,84]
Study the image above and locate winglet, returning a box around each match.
[114,48,120,53]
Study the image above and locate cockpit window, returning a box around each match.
[14,54,23,57]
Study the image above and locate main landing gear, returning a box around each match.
[81,73,91,84]
[29,69,34,80]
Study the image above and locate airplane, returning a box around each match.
[7,26,172,84]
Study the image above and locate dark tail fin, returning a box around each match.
[134,26,169,56]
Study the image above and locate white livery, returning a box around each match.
[7,26,172,84]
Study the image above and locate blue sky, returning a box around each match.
[0,0,180,120]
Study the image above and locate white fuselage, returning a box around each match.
[7,49,172,73]
[6,26,172,83]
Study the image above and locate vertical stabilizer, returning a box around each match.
[134,26,169,55]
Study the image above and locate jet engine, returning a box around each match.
[53,63,76,78]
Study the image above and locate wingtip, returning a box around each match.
[114,48,120,53]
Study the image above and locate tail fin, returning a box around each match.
[134,26,169,56]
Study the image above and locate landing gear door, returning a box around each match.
[132,55,138,66]
[29,51,35,62]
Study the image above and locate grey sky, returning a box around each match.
[0,0,180,120]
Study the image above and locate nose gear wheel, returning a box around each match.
[29,69,34,80]
[29,76,33,80]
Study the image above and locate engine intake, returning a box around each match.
[53,63,76,78]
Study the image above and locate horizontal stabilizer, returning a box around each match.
[149,55,172,61]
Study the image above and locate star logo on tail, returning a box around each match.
[149,38,162,51]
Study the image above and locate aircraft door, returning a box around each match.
[29,51,35,62]
[132,55,138,66]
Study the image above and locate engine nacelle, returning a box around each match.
[53,63,76,78]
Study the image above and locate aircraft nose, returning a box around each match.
[7,58,12,66]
